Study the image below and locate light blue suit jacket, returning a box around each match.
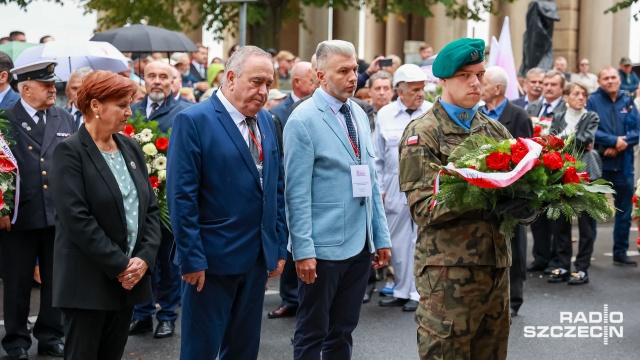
[283,89,391,261]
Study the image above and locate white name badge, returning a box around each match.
[351,165,372,198]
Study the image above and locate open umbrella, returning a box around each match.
[0,41,39,60]
[90,24,198,53]
[14,41,129,82]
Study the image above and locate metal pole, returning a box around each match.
[239,2,247,46]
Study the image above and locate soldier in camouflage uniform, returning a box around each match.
[398,38,518,360]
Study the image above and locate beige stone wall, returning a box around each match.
[554,0,579,71]
[579,0,630,74]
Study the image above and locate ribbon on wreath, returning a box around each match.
[430,138,543,210]
[0,133,20,224]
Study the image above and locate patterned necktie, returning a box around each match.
[339,104,359,156]
[150,102,159,116]
[541,103,551,117]
[74,110,82,129]
[245,117,261,165]
[35,110,46,131]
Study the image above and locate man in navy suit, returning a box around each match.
[284,40,392,360]
[0,52,20,110]
[167,46,287,360]
[128,61,191,339]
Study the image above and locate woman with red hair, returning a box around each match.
[50,70,160,359]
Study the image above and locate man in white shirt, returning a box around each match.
[374,64,432,312]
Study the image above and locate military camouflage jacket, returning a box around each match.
[399,100,513,274]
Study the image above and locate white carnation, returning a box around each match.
[139,129,154,142]
[0,182,8,193]
[147,164,152,174]
[142,143,158,156]
[153,156,167,170]
[158,170,166,181]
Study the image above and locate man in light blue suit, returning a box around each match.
[0,52,20,110]
[284,40,392,360]
[167,46,287,360]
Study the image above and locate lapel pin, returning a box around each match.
[130,161,136,169]
[21,122,28,129]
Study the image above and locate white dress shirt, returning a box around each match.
[538,96,563,117]
[21,99,46,124]
[145,100,163,118]
[216,90,261,147]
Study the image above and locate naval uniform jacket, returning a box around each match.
[4,101,76,230]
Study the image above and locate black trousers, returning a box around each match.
[278,251,299,307]
[552,213,596,272]
[293,245,373,360]
[510,225,527,311]
[61,307,133,360]
[0,227,63,352]
[530,216,557,267]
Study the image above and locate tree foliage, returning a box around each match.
[2,0,638,48]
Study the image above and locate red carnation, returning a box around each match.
[149,176,160,188]
[155,137,169,151]
[0,188,4,210]
[533,125,542,134]
[510,139,529,164]
[485,151,511,171]
[562,166,581,184]
[547,135,565,150]
[0,155,16,173]
[578,172,590,183]
[123,124,135,137]
[633,195,638,204]
[541,152,564,170]
[563,154,577,163]
[533,159,541,167]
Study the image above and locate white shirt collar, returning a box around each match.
[0,86,10,104]
[394,98,430,118]
[70,104,80,115]
[145,97,163,117]
[291,93,300,104]
[216,89,246,126]
[542,96,562,112]
[21,99,43,122]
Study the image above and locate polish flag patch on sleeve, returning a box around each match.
[407,135,419,146]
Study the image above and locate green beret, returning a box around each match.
[432,38,485,79]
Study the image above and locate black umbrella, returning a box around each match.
[90,24,198,53]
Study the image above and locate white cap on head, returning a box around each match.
[392,64,427,88]
[268,89,288,102]
[10,60,60,82]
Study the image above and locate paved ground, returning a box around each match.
[1,222,639,359]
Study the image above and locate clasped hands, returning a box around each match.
[295,248,391,285]
[604,136,627,158]
[117,257,148,290]
[493,198,539,226]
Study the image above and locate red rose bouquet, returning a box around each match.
[125,111,171,229]
[432,134,614,238]
[0,110,18,221]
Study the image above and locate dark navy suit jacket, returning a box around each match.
[167,92,287,275]
[0,88,20,109]
[130,93,192,132]
[269,94,295,129]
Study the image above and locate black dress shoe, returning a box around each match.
[6,347,28,360]
[568,271,589,285]
[129,318,153,335]
[379,297,409,307]
[154,320,175,338]
[38,343,64,357]
[544,266,555,274]
[362,284,375,304]
[613,254,638,267]
[547,268,570,283]
[402,300,418,312]
[267,304,298,319]
[510,308,519,317]
[526,262,547,272]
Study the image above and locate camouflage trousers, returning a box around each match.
[415,266,510,360]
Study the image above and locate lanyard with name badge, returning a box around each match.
[330,105,371,197]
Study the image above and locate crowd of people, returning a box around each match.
[0,28,639,360]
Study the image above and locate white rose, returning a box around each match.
[140,129,154,142]
[153,156,167,170]
[158,170,166,181]
[142,143,158,156]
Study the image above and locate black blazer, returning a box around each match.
[50,125,161,310]
[496,99,534,138]
[4,102,75,231]
[189,62,207,83]
[511,95,527,109]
